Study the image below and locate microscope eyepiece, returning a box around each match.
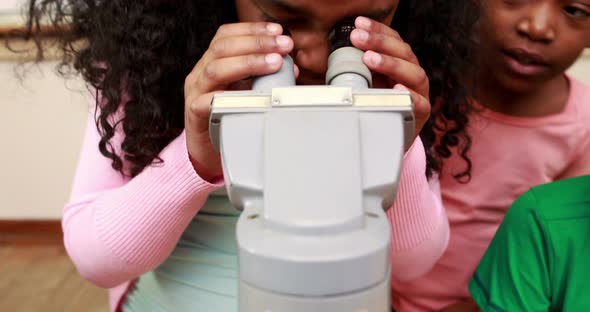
[326,17,371,88]
[251,26,295,91]
[328,18,356,54]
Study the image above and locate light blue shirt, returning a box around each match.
[123,193,240,311]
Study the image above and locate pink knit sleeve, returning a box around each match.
[386,137,449,282]
[62,112,222,288]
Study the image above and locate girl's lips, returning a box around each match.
[501,48,550,77]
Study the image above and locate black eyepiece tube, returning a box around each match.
[329,18,357,54]
[326,17,372,88]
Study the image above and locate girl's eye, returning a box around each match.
[564,5,590,18]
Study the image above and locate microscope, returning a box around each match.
[209,19,414,312]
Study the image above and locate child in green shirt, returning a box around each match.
[470,175,590,311]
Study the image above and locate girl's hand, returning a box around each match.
[350,16,430,141]
[184,22,293,181]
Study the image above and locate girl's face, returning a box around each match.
[235,0,399,85]
[478,0,590,93]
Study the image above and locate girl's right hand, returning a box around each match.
[184,22,294,181]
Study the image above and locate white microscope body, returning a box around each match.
[209,21,414,312]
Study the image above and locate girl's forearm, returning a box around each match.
[386,137,450,281]
[63,130,221,287]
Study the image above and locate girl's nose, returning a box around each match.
[516,3,556,44]
[292,31,330,84]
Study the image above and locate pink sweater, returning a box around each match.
[392,76,590,311]
[64,108,448,311]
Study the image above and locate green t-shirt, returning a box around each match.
[469,175,590,312]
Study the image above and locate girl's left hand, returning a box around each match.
[350,16,430,141]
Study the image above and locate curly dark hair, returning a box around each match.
[21,0,477,179]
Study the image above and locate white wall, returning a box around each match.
[568,51,590,83]
[0,0,25,29]
[0,61,90,219]
[0,0,20,10]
